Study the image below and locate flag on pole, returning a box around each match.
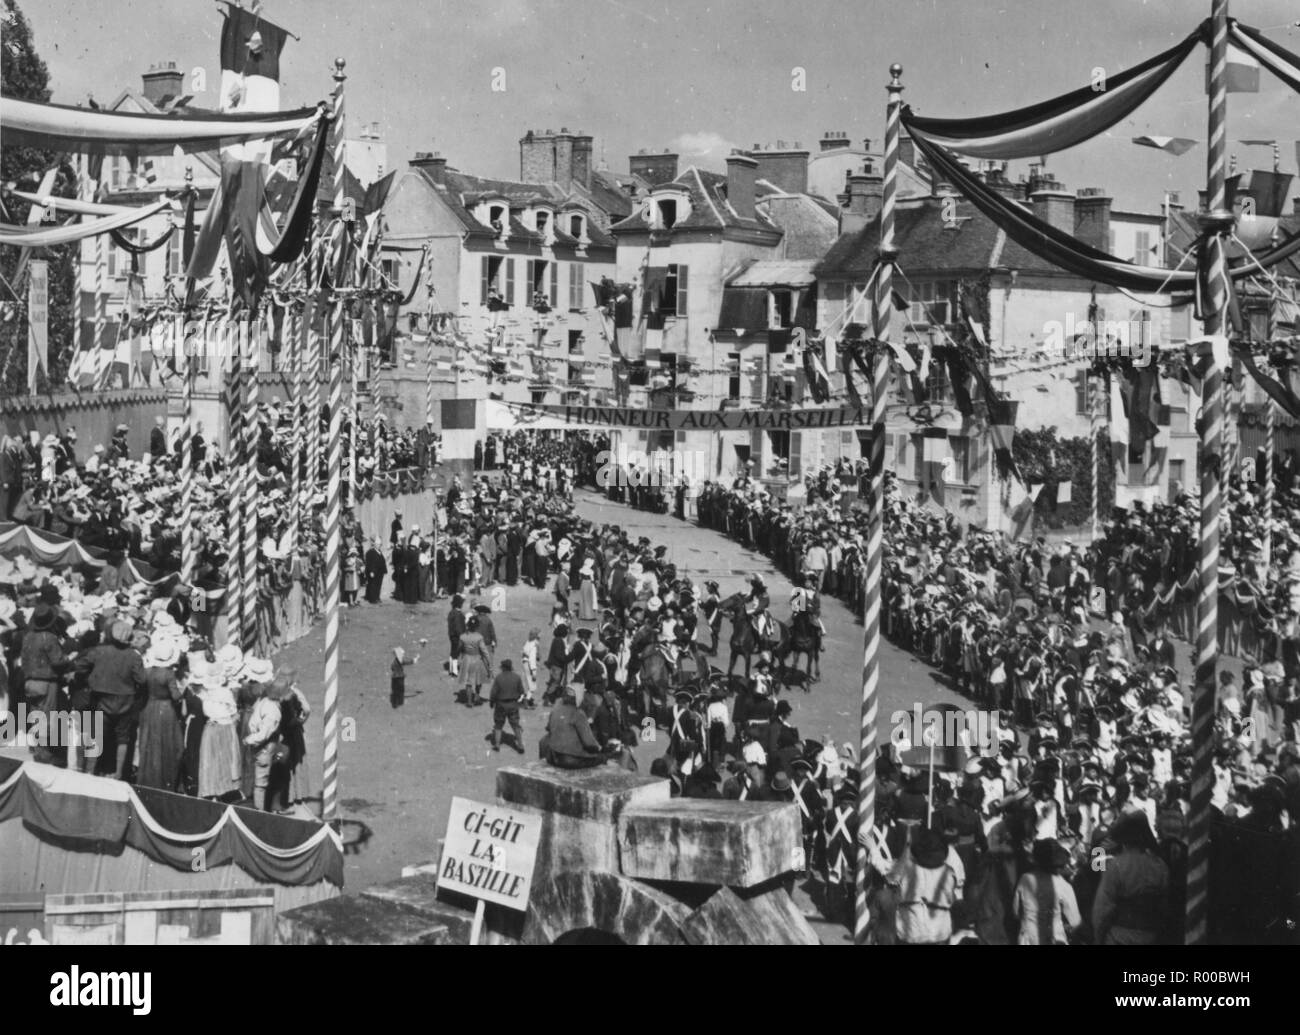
[1206,43,1260,93]
[219,1,290,162]
[1110,376,1129,478]
[1132,136,1198,156]
[26,259,48,394]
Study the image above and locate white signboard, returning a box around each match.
[436,797,541,912]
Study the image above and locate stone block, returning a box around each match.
[497,762,669,875]
[521,869,693,945]
[618,799,801,888]
[276,895,450,946]
[682,885,822,946]
[361,873,522,945]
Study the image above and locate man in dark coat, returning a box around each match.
[364,538,388,603]
[540,689,605,769]
[149,416,167,459]
[446,595,467,677]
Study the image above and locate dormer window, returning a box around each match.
[569,213,586,239]
[488,204,506,235]
[535,210,549,236]
[659,200,678,229]
[647,189,690,230]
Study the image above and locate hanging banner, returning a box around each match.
[497,401,870,432]
[26,260,48,394]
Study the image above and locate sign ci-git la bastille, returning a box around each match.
[437,797,542,911]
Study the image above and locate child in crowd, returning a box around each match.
[522,628,540,709]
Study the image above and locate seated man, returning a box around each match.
[540,688,606,769]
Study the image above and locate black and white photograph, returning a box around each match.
[0,0,1294,1003]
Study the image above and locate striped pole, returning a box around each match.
[225,324,246,642]
[1186,0,1231,948]
[321,57,347,825]
[1261,397,1274,583]
[94,230,106,356]
[241,317,261,651]
[1091,374,1101,542]
[179,313,198,585]
[287,307,303,555]
[854,62,902,946]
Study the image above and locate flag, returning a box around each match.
[801,335,831,404]
[1132,136,1198,156]
[1057,480,1072,504]
[26,259,48,394]
[988,395,1019,479]
[1009,482,1045,541]
[219,1,291,162]
[922,427,948,508]
[1110,376,1129,479]
[1206,43,1260,94]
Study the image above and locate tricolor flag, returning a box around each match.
[1132,136,1198,156]
[220,1,290,162]
[1206,43,1261,94]
[922,427,948,507]
[1109,376,1129,479]
[988,395,1020,480]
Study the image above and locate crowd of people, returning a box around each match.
[686,457,1299,943]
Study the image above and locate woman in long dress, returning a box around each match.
[418,538,436,602]
[577,557,598,621]
[401,531,423,603]
[458,616,492,708]
[136,640,184,791]
[197,674,243,800]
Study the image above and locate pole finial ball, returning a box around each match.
[334,57,347,75]
[889,63,903,81]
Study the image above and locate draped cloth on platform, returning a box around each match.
[0,758,343,890]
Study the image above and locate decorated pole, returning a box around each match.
[854,62,902,947]
[1090,375,1101,543]
[287,306,303,556]
[178,167,198,587]
[1261,397,1274,581]
[306,227,323,513]
[225,310,247,642]
[321,57,347,825]
[1186,0,1231,948]
[240,315,261,652]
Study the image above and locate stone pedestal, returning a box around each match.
[619,799,801,887]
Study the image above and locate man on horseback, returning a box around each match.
[746,574,778,650]
[791,572,824,682]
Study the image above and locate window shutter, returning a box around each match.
[676,264,688,317]
[550,261,559,307]
[790,432,802,476]
[525,260,534,300]
[481,256,490,305]
[505,259,515,305]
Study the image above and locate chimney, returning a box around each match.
[411,151,447,186]
[820,129,851,153]
[142,61,183,108]
[725,151,758,219]
[629,149,679,185]
[1030,187,1075,235]
[750,146,810,195]
[838,169,883,236]
[1073,188,1113,252]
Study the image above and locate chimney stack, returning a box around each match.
[411,151,448,186]
[820,129,851,153]
[1030,187,1075,235]
[725,151,758,219]
[838,169,884,236]
[1073,187,1113,252]
[749,145,810,195]
[629,150,679,185]
[142,60,184,108]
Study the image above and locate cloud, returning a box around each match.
[671,131,735,159]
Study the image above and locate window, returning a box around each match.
[568,329,584,355]
[767,429,791,466]
[661,264,687,317]
[569,213,585,238]
[1134,230,1152,263]
[481,256,502,305]
[925,366,950,403]
[771,290,794,329]
[569,261,585,310]
[167,229,182,278]
[906,280,958,327]
[488,204,506,232]
[894,433,909,469]
[658,199,678,229]
[728,352,741,401]
[949,435,973,483]
[380,257,398,286]
[844,282,869,320]
[526,260,556,307]
[535,210,550,237]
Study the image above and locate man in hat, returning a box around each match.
[474,603,498,667]
[540,687,605,769]
[488,659,526,754]
[667,689,701,760]
[75,619,145,780]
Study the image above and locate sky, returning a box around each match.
[17,0,1300,214]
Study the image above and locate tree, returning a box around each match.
[0,0,78,398]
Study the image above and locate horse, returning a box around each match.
[777,608,820,692]
[720,592,788,682]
